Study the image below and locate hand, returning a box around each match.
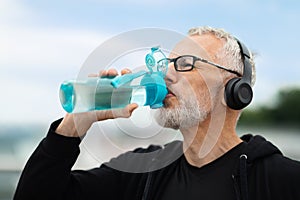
[56,68,138,137]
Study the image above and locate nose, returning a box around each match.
[164,63,178,85]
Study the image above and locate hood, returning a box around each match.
[241,134,282,163]
[233,134,282,200]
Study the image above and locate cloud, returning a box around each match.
[0,0,33,22]
[0,0,110,71]
[1,0,300,124]
[0,0,110,123]
[0,25,108,71]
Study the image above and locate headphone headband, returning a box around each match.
[235,39,252,85]
[224,38,253,110]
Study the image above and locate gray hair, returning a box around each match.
[188,26,256,86]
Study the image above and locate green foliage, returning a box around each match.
[238,87,300,128]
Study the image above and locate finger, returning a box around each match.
[121,68,132,75]
[95,103,138,121]
[100,69,119,78]
[100,70,108,77]
[107,69,118,77]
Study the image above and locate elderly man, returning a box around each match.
[14,26,300,200]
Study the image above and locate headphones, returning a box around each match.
[224,39,253,110]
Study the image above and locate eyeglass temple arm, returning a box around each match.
[197,58,242,76]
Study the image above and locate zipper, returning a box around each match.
[142,173,152,200]
[232,174,241,200]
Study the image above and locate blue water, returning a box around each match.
[60,79,148,113]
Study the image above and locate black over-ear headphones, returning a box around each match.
[224,39,253,110]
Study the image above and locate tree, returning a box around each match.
[238,87,300,129]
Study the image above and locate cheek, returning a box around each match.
[195,85,212,107]
[188,77,213,110]
[185,74,206,95]
[176,73,216,109]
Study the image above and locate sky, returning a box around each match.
[1,0,300,124]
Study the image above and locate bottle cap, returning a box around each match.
[140,72,167,108]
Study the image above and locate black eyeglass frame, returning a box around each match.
[159,55,241,76]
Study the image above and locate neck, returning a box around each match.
[181,109,242,168]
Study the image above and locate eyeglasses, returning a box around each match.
[157,55,241,76]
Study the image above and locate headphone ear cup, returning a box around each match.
[225,78,240,110]
[233,80,253,110]
[225,77,253,110]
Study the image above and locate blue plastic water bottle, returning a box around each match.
[59,47,168,113]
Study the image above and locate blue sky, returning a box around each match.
[1,0,300,124]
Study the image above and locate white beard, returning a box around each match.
[155,95,209,129]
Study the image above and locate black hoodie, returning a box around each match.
[14,119,300,200]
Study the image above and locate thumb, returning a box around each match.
[95,103,138,121]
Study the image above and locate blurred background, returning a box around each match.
[1,0,300,199]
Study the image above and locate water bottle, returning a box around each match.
[59,47,168,113]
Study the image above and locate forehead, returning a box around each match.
[170,34,223,61]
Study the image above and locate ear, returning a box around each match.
[221,86,227,107]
